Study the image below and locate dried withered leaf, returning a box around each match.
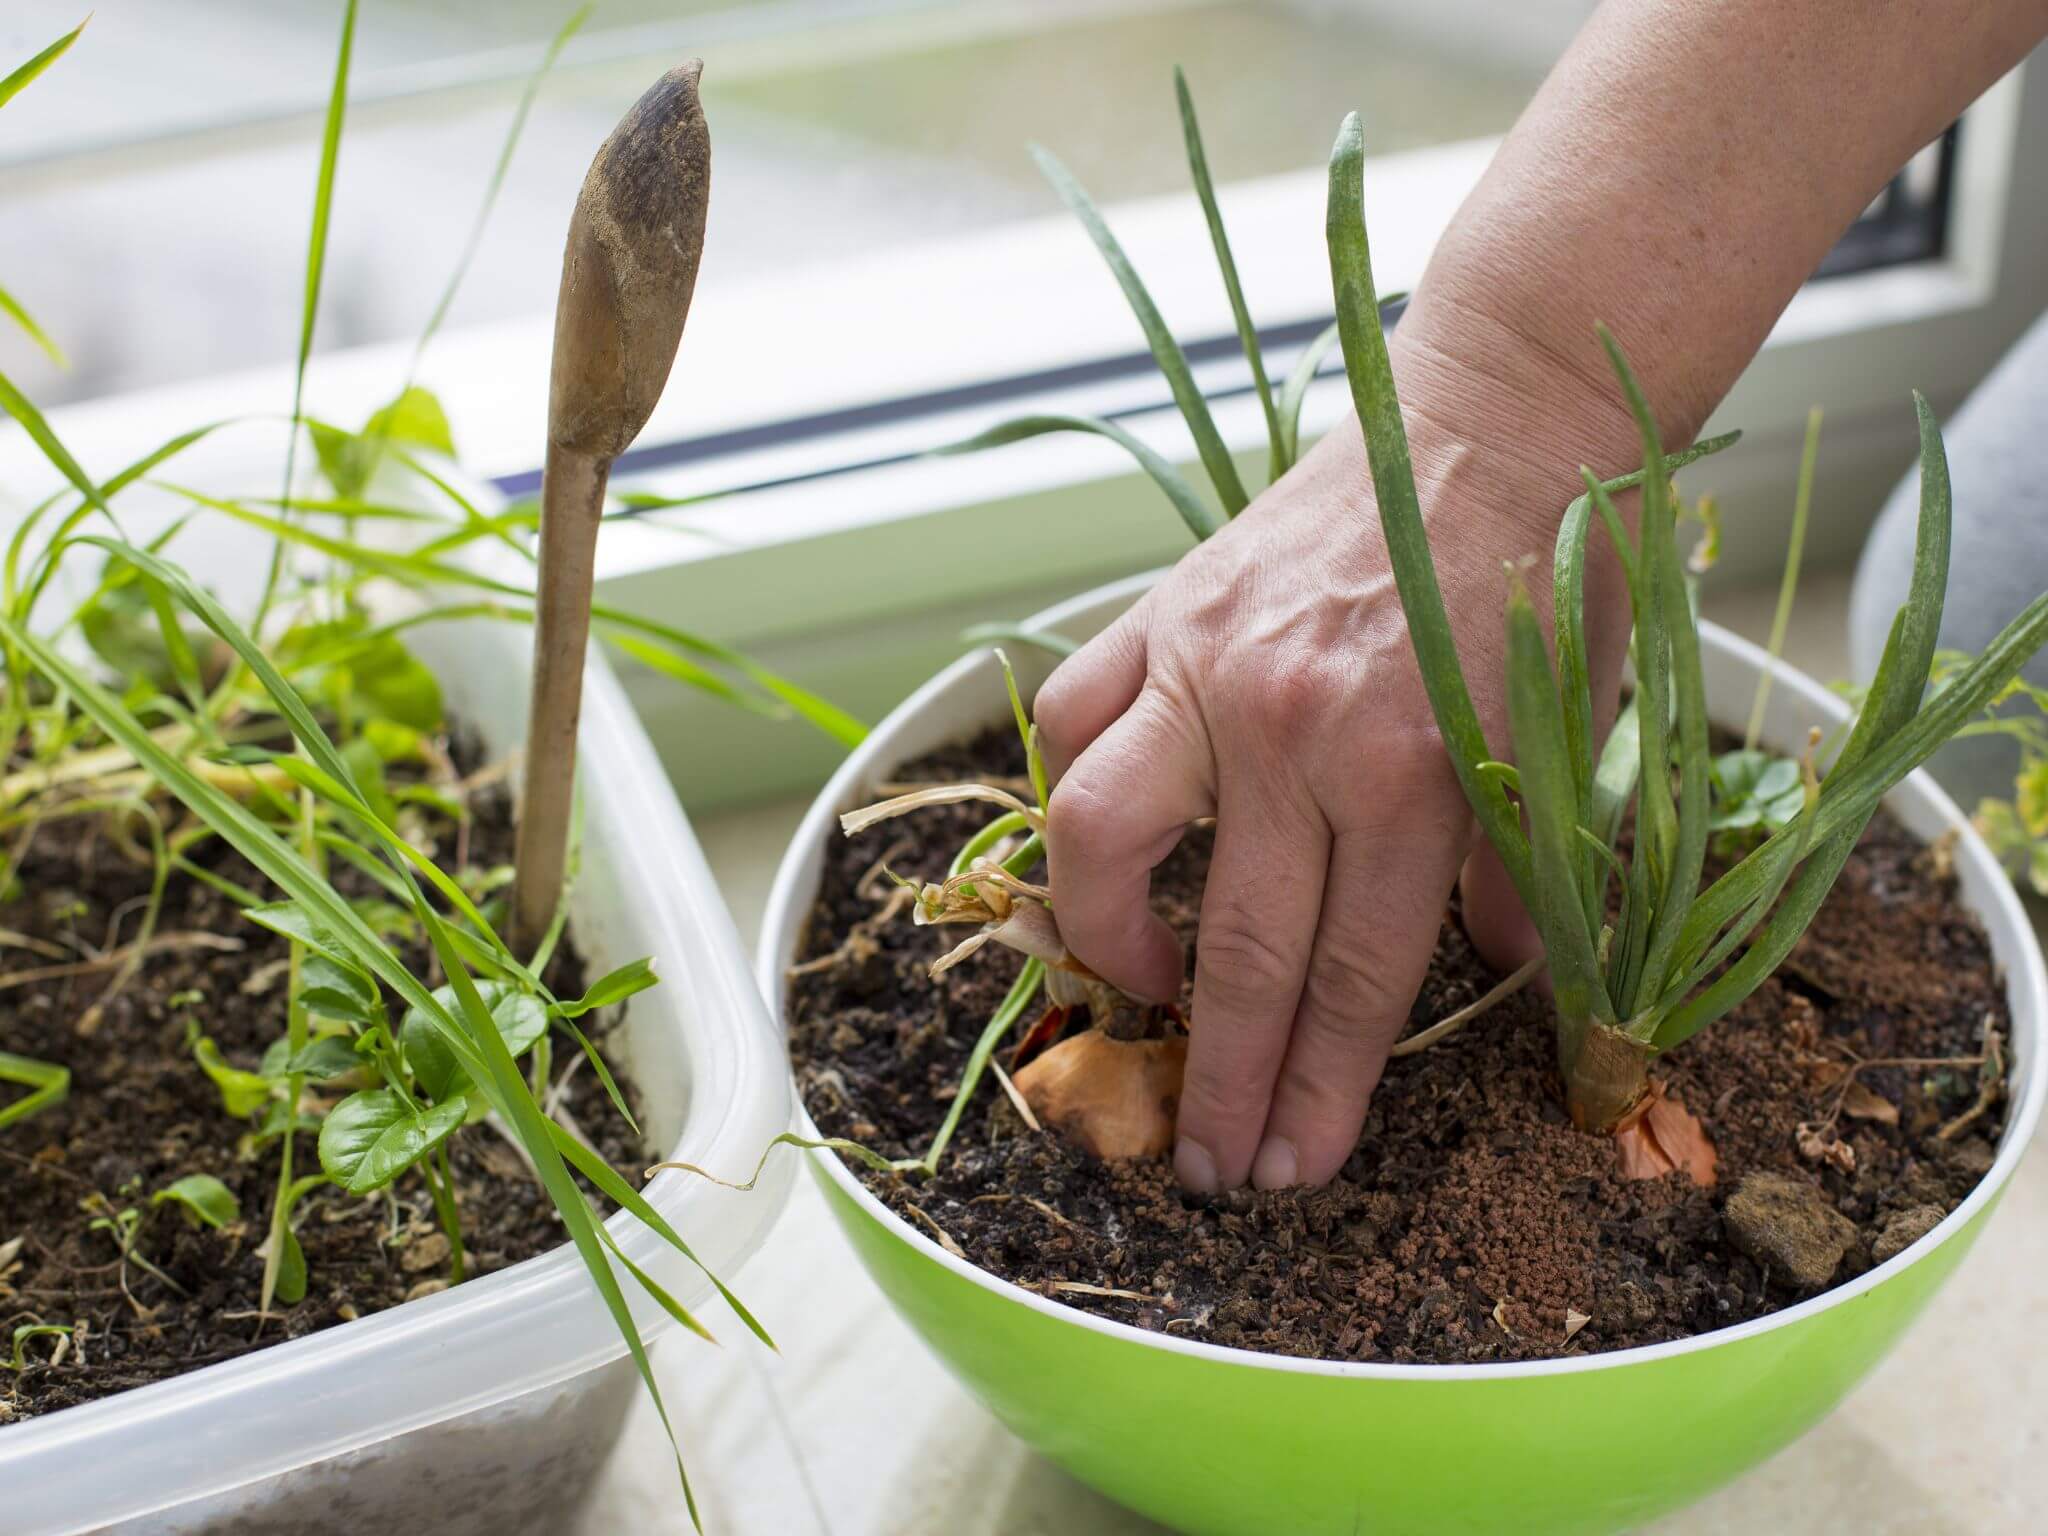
[1807,1058,1849,1090]
[1840,1079,1900,1125]
[1796,1121,1857,1173]
[1564,1308,1591,1343]
[1492,1299,1513,1336]
[1615,1081,1718,1186]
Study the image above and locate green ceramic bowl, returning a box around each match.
[760,575,2045,1536]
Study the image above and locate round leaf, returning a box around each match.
[400,981,548,1102]
[152,1174,240,1230]
[318,1089,468,1195]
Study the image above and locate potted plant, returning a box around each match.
[760,79,2048,1535]
[0,13,843,1532]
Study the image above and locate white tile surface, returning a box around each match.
[587,575,2047,1534]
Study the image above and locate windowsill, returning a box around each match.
[3,60,2036,810]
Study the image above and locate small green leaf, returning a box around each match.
[153,1174,240,1230]
[188,1029,275,1118]
[1710,750,1805,833]
[299,953,377,1022]
[285,614,444,733]
[285,1036,364,1081]
[318,1089,468,1195]
[0,1050,69,1132]
[556,958,658,1019]
[275,1229,308,1305]
[245,901,363,973]
[78,565,214,696]
[401,982,548,1101]
[366,386,455,459]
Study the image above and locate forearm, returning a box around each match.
[1400,0,2048,470]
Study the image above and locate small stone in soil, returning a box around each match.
[1724,1172,1859,1290]
[1872,1204,1947,1264]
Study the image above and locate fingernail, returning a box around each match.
[1251,1135,1298,1191]
[1174,1137,1218,1195]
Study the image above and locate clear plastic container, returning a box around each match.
[0,614,796,1536]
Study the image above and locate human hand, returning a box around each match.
[1035,310,1643,1192]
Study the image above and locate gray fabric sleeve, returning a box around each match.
[1849,306,2048,806]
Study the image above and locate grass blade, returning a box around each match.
[1032,144,1249,515]
[261,0,358,630]
[1325,112,1530,898]
[1553,484,1598,928]
[920,959,1045,1172]
[1683,396,1955,950]
[409,6,588,370]
[1504,572,1611,1023]
[1745,407,1821,749]
[1275,320,1339,472]
[936,412,1223,541]
[0,1051,69,1132]
[1595,333,1675,1015]
[0,367,121,528]
[1175,67,1279,482]
[1599,328,1708,1015]
[1554,429,1742,907]
[149,483,867,747]
[0,282,66,368]
[0,18,85,111]
[551,1125,775,1351]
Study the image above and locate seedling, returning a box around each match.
[4,1323,82,1374]
[84,1186,187,1305]
[0,11,855,1517]
[0,1051,68,1132]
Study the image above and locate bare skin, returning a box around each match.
[1036,0,2048,1193]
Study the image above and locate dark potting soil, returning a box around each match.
[787,729,2012,1364]
[0,737,644,1424]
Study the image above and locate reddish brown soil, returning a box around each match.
[0,742,641,1423]
[787,730,2010,1363]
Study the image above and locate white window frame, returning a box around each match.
[6,49,2043,808]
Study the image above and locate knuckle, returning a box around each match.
[1046,775,1118,858]
[1255,657,1332,741]
[1301,937,1407,1036]
[1380,717,1454,783]
[1178,1055,1273,1145]
[1196,912,1305,1007]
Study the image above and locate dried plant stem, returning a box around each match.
[0,930,241,992]
[1389,957,1543,1058]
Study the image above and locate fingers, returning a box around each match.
[1172,770,1330,1193]
[1458,840,1544,980]
[1045,687,1210,1004]
[1034,600,1149,783]
[1252,808,1467,1188]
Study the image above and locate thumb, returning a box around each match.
[1458,840,1545,981]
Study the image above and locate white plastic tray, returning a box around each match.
[1,612,795,1536]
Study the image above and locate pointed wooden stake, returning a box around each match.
[512,59,710,957]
